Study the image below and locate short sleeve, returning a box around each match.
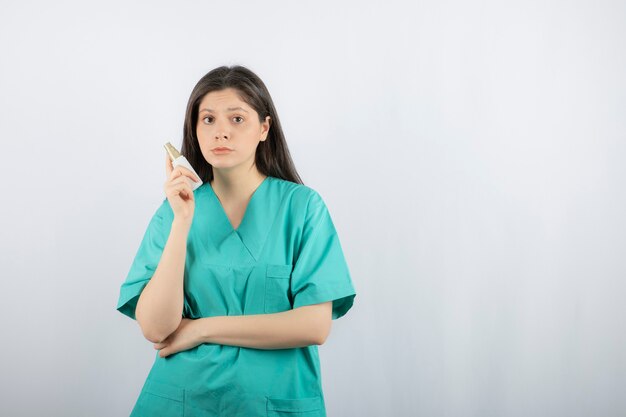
[116,199,172,320]
[290,191,356,320]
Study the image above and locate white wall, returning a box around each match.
[0,0,624,416]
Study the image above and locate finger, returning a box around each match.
[165,154,174,177]
[170,175,189,186]
[173,182,194,200]
[171,176,197,195]
[183,188,195,201]
[167,163,200,183]
[169,168,182,181]
[171,172,194,183]
[175,166,201,182]
[165,175,194,194]
[181,186,194,201]
[170,177,194,193]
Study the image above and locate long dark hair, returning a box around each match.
[180,65,303,185]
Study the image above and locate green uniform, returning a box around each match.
[116,176,357,417]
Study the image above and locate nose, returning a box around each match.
[214,119,229,141]
[215,127,230,140]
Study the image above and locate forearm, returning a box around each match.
[197,305,330,350]
[136,218,190,343]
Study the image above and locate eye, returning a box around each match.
[200,115,244,124]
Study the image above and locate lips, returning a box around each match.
[212,147,233,155]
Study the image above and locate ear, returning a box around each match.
[260,115,271,141]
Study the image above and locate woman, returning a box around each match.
[116,65,357,417]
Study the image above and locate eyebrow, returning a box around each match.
[199,107,249,113]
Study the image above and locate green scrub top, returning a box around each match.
[116,175,357,417]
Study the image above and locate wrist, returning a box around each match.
[172,217,192,231]
[196,317,213,343]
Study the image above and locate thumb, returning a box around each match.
[165,153,173,177]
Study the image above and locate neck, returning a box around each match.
[210,166,267,201]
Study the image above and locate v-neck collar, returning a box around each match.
[195,176,275,263]
[209,176,270,233]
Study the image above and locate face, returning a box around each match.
[196,87,271,174]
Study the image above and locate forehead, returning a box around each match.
[199,88,250,110]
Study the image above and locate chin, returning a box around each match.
[202,152,233,166]
[209,160,239,170]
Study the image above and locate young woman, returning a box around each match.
[116,65,357,417]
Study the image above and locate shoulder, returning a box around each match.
[268,177,331,229]
[268,176,326,210]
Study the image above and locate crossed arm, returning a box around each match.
[151,301,333,357]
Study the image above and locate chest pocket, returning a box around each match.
[264,264,293,313]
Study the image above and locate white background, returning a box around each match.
[0,0,624,416]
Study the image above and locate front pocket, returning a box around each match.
[130,378,185,417]
[267,395,323,417]
[264,264,293,313]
